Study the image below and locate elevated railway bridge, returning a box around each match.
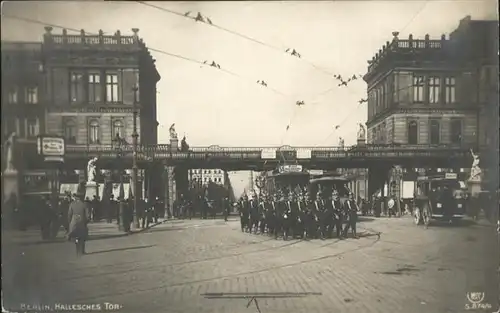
[12,140,476,209]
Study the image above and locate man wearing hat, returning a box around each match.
[331,190,344,239]
[343,192,358,238]
[315,192,329,240]
[67,191,90,254]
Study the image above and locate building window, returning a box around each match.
[408,120,418,144]
[88,119,100,144]
[106,74,119,102]
[382,84,386,109]
[88,72,102,102]
[112,120,124,139]
[428,77,440,104]
[64,119,77,144]
[70,72,85,103]
[429,120,440,145]
[450,119,462,145]
[412,75,424,103]
[381,122,386,143]
[391,75,397,104]
[25,86,38,104]
[444,77,456,103]
[7,86,18,104]
[26,118,39,138]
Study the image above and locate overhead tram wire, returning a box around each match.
[4,13,308,165]
[2,14,99,35]
[311,2,431,149]
[2,13,293,101]
[136,1,371,151]
[135,1,364,83]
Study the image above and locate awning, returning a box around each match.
[60,184,78,195]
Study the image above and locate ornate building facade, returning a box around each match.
[1,27,161,200]
[362,15,498,200]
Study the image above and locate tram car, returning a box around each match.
[413,173,467,226]
[308,175,353,203]
[264,164,310,196]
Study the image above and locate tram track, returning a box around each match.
[57,223,275,274]
[53,235,304,282]
[73,227,382,303]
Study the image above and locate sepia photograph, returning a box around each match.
[1,1,499,312]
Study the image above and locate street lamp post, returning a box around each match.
[112,135,126,232]
[132,86,140,229]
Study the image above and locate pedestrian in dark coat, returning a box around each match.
[68,193,90,253]
[343,193,358,238]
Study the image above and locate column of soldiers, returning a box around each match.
[237,187,359,240]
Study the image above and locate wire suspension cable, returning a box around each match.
[135,1,364,81]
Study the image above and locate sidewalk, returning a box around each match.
[2,219,166,246]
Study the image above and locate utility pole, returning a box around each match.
[132,86,140,228]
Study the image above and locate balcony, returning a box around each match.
[366,33,447,76]
[42,27,143,52]
[50,34,135,46]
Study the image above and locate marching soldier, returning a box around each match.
[296,192,307,239]
[343,192,359,238]
[281,193,292,241]
[332,191,344,238]
[269,194,279,238]
[258,195,267,234]
[239,195,250,232]
[315,192,328,240]
[249,194,260,234]
[306,192,319,239]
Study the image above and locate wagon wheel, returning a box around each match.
[414,206,422,225]
[422,201,431,228]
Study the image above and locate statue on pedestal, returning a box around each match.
[468,149,482,182]
[357,123,366,141]
[87,157,98,183]
[338,137,345,148]
[169,123,178,140]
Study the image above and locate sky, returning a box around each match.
[2,0,497,149]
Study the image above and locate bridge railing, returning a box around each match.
[9,142,472,161]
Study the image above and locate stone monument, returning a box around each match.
[338,137,345,149]
[85,157,99,200]
[467,149,482,197]
[169,123,179,151]
[357,123,366,146]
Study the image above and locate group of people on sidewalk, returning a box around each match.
[11,191,166,247]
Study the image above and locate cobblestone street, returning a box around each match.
[3,217,498,313]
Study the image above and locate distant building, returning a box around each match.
[189,169,226,186]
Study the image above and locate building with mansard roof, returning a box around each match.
[1,27,161,202]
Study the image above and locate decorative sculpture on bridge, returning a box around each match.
[338,137,345,148]
[3,132,17,174]
[357,123,366,141]
[468,149,482,182]
[169,123,178,140]
[87,157,98,183]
